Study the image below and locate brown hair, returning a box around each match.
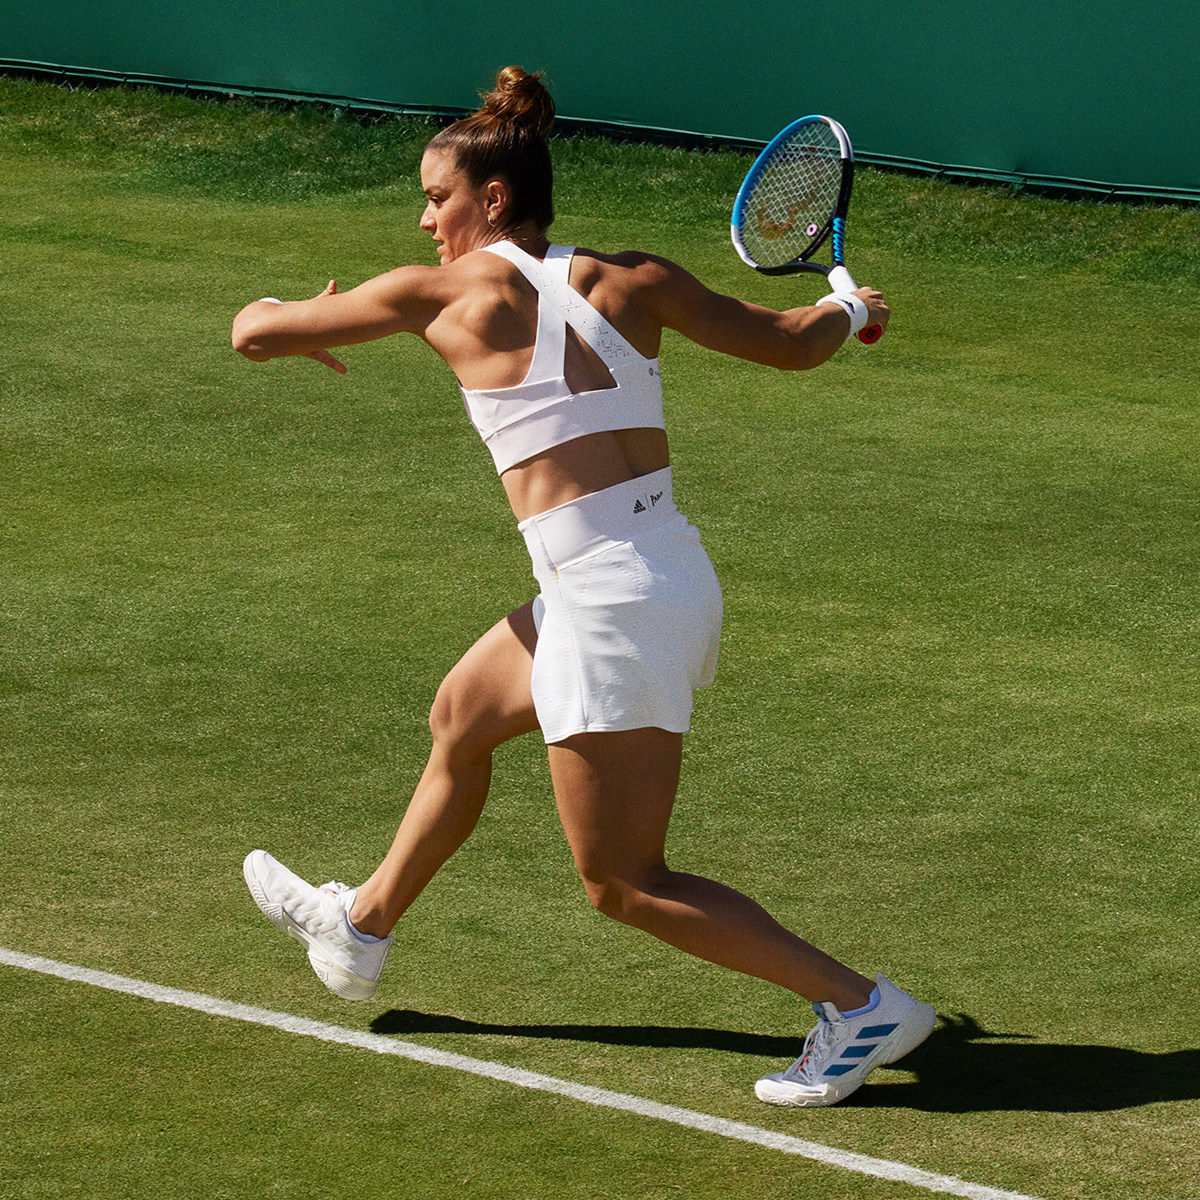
[427,66,555,232]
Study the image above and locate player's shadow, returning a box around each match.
[370,1008,801,1057]
[856,1013,1200,1113]
[369,1008,1200,1114]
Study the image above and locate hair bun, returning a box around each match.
[427,65,556,230]
[481,66,555,137]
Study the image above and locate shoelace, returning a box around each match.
[318,880,351,896]
[791,1012,841,1082]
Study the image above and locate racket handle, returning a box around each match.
[858,324,883,344]
[826,265,858,293]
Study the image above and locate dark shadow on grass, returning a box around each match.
[370,1008,801,1057]
[370,1008,1200,1113]
[859,1013,1200,1113]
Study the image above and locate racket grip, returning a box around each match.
[827,266,882,344]
[826,265,858,294]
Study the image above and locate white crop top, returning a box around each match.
[460,242,665,473]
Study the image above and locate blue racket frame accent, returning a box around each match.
[731,113,825,235]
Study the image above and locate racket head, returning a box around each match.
[731,115,854,275]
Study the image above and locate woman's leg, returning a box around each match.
[348,603,540,937]
[547,727,874,1011]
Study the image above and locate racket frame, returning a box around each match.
[731,114,855,279]
[731,114,881,342]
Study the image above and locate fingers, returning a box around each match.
[854,287,889,332]
[309,285,343,371]
[308,349,348,374]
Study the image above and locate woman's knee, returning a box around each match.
[428,675,473,746]
[427,625,537,753]
[579,864,668,926]
[580,873,626,920]
[428,678,495,762]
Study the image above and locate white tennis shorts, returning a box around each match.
[518,467,723,744]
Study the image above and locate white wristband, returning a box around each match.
[258,297,284,305]
[816,292,869,339]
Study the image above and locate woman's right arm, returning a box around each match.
[638,255,889,372]
[231,266,444,371]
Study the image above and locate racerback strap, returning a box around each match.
[480,241,643,368]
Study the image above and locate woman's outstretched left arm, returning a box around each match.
[231,267,442,372]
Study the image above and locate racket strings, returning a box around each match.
[740,127,843,268]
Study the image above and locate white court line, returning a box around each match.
[2,946,1041,1200]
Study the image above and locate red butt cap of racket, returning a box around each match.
[858,324,883,344]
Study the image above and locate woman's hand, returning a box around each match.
[233,279,348,370]
[853,286,890,337]
[305,347,348,373]
[300,280,348,373]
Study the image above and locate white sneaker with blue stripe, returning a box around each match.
[755,975,936,1107]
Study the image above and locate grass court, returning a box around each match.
[1,77,1198,1199]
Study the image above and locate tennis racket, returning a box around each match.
[731,114,882,344]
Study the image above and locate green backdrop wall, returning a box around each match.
[5,1,1198,201]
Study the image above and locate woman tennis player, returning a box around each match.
[233,66,933,1107]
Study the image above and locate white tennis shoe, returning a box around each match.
[755,975,936,1107]
[242,849,392,1001]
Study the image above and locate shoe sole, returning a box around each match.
[242,851,378,1002]
[755,1001,938,1108]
